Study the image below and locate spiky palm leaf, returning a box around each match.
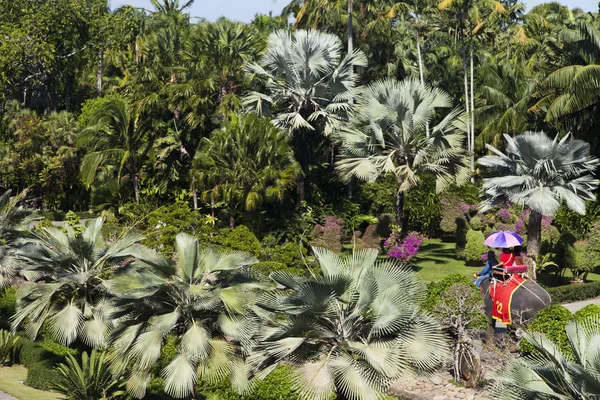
[244,29,367,137]
[492,316,600,399]
[53,350,127,400]
[248,247,449,400]
[11,218,145,348]
[0,189,37,287]
[106,233,261,399]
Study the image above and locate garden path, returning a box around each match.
[562,297,600,313]
[0,392,17,400]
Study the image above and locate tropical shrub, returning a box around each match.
[0,329,18,364]
[440,192,463,235]
[455,217,469,259]
[0,287,15,323]
[574,304,600,322]
[53,350,126,400]
[384,231,426,264]
[216,225,263,255]
[26,360,63,390]
[494,317,600,399]
[464,229,487,265]
[520,305,573,356]
[553,201,600,238]
[248,248,448,400]
[359,224,381,249]
[404,174,443,236]
[547,281,600,303]
[469,216,483,231]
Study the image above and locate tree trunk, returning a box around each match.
[469,27,475,176]
[348,0,353,56]
[527,210,542,257]
[229,214,235,229]
[416,29,430,138]
[459,14,471,156]
[128,159,140,203]
[96,48,103,96]
[192,182,198,210]
[296,176,305,209]
[395,187,406,234]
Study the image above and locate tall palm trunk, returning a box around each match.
[459,13,471,156]
[128,158,140,203]
[527,210,542,257]
[348,0,353,56]
[469,26,475,175]
[395,188,406,234]
[96,48,103,96]
[416,28,430,138]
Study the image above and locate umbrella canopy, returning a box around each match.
[484,231,523,248]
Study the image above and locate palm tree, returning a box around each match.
[192,114,301,228]
[11,218,144,348]
[105,233,260,399]
[478,131,599,256]
[248,247,449,400]
[53,350,126,400]
[0,189,36,287]
[335,78,469,231]
[492,316,600,399]
[150,0,195,14]
[78,96,153,203]
[244,29,367,206]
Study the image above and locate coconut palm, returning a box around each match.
[192,114,301,228]
[244,29,367,206]
[105,233,260,399]
[248,247,449,400]
[0,189,37,287]
[11,218,144,348]
[335,78,469,231]
[478,131,599,256]
[492,316,600,399]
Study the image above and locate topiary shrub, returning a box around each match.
[455,217,469,259]
[469,216,483,231]
[520,305,573,356]
[360,224,381,249]
[217,225,263,255]
[464,229,487,266]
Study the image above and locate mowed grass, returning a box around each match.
[0,365,62,400]
[412,239,478,283]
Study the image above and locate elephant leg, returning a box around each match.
[485,319,495,346]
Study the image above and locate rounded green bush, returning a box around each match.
[464,229,487,265]
[574,304,600,321]
[520,305,573,355]
[26,360,64,390]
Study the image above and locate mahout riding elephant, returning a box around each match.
[480,278,551,343]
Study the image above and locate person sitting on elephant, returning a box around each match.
[475,250,500,288]
[499,248,515,268]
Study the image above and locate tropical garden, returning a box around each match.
[1,0,600,399]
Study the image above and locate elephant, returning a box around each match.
[480,277,551,343]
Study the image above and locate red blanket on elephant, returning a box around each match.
[490,275,526,324]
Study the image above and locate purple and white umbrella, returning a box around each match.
[483,231,523,248]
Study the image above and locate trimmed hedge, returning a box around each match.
[574,304,600,321]
[547,281,600,304]
[26,360,63,390]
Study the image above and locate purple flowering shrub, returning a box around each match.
[311,216,345,253]
[385,231,427,264]
[497,208,512,223]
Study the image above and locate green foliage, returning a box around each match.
[26,360,64,390]
[196,365,299,400]
[0,287,16,322]
[0,329,18,364]
[53,350,126,400]
[469,216,483,231]
[464,230,487,265]
[310,216,344,253]
[422,273,478,313]
[358,174,396,216]
[547,281,600,304]
[404,174,442,236]
[520,305,573,356]
[455,217,469,259]
[216,225,262,255]
[574,304,600,321]
[555,232,595,281]
[553,201,600,238]
[64,211,86,236]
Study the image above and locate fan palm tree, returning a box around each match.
[244,29,367,206]
[492,316,600,399]
[248,247,448,400]
[78,96,153,203]
[335,78,469,231]
[192,114,301,228]
[11,218,144,348]
[0,189,37,287]
[105,233,260,399]
[478,131,599,256]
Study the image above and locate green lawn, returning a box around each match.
[412,239,477,282]
[0,365,62,400]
